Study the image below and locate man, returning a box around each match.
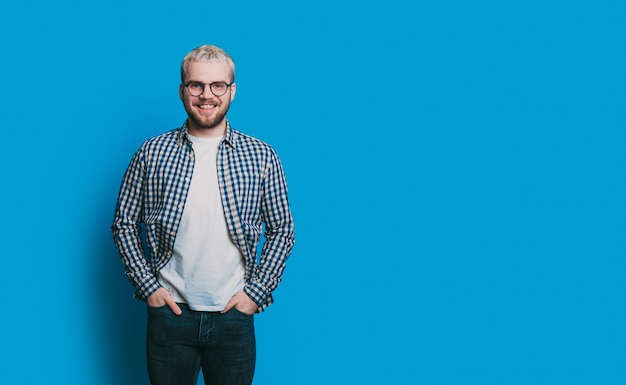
[111,44,295,385]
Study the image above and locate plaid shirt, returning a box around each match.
[111,121,295,312]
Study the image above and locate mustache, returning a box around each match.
[194,99,219,105]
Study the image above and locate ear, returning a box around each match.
[179,83,184,101]
[230,83,236,101]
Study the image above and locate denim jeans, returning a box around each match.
[146,303,256,385]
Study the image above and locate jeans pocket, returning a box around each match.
[146,303,171,313]
[231,306,255,316]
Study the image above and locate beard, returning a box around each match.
[184,99,231,130]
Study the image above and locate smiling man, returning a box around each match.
[181,58,234,133]
[111,44,295,385]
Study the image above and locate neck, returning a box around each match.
[186,119,227,138]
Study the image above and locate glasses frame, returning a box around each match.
[182,81,234,97]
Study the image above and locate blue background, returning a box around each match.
[1,1,624,384]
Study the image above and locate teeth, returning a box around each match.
[198,105,215,109]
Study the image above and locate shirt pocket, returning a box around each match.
[232,171,263,209]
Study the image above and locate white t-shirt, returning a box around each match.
[158,134,245,311]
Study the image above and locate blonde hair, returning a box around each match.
[180,44,235,82]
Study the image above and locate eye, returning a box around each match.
[212,82,227,90]
[188,82,204,90]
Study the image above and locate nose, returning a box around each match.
[199,85,213,98]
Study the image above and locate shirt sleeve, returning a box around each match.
[243,147,295,311]
[111,147,160,301]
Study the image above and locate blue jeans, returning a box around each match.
[146,303,256,385]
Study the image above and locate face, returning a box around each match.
[180,60,236,135]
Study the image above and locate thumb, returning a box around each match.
[221,299,235,314]
[165,296,182,315]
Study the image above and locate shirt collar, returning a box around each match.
[177,120,236,148]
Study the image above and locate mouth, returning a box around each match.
[196,102,218,111]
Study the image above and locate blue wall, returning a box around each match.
[2,1,625,384]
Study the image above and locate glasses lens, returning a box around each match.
[187,82,204,96]
[211,82,229,96]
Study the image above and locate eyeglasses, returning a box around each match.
[183,81,234,97]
